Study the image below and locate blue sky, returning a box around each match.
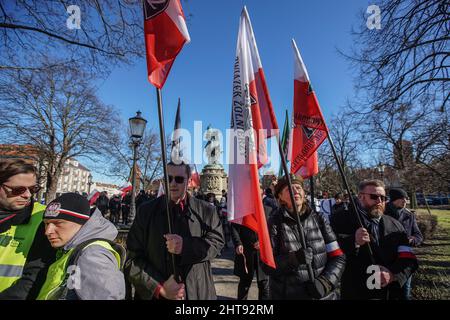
[95,0,374,184]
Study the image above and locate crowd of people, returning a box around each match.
[0,158,422,300]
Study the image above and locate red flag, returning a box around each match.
[87,189,100,206]
[227,7,275,268]
[296,151,319,179]
[290,39,328,175]
[120,185,132,199]
[143,0,190,88]
[189,164,200,188]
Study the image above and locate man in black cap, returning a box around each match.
[263,174,346,300]
[37,193,125,300]
[385,187,423,299]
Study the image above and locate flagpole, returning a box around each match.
[310,177,316,213]
[156,87,177,275]
[276,135,315,282]
[326,135,375,263]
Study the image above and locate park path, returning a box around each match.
[212,246,258,300]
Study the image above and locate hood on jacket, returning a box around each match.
[63,208,118,251]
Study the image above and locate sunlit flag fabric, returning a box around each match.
[143,0,190,88]
[119,185,132,199]
[290,39,328,175]
[88,189,100,206]
[189,164,200,188]
[157,181,165,197]
[227,7,275,268]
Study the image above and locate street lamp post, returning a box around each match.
[377,162,385,185]
[88,173,93,194]
[129,111,147,225]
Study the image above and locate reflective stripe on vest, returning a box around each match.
[0,203,46,292]
[37,240,121,300]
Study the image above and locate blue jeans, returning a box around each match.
[403,276,412,300]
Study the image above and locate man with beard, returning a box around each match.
[330,180,418,300]
[0,159,55,299]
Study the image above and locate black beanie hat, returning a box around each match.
[389,188,408,202]
[44,193,91,225]
[274,174,304,198]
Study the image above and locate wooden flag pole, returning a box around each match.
[156,88,177,276]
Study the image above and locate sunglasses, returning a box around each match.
[361,192,387,202]
[168,175,186,184]
[2,184,41,196]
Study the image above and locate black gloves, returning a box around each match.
[306,276,332,299]
[286,247,313,269]
[295,247,313,265]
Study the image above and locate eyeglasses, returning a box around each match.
[168,175,185,184]
[1,184,41,196]
[361,192,387,202]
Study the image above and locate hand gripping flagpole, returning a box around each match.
[156,88,177,277]
[326,134,375,264]
[276,135,315,282]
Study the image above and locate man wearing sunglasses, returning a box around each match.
[0,159,55,299]
[126,161,224,300]
[330,180,418,300]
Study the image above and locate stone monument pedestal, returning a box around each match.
[200,164,227,200]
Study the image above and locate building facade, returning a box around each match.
[56,158,91,194]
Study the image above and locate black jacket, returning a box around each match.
[125,195,224,300]
[263,205,346,300]
[385,202,423,247]
[330,201,419,300]
[231,220,269,281]
[0,202,55,300]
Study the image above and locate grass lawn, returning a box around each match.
[412,209,450,300]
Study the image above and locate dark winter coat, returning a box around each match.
[330,200,419,300]
[231,221,269,282]
[385,202,423,247]
[125,195,224,300]
[263,205,346,300]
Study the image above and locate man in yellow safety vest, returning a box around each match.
[0,159,55,299]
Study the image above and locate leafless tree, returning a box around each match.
[344,0,449,113]
[0,0,147,76]
[0,66,121,202]
[101,128,165,191]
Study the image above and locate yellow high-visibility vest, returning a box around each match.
[0,202,46,292]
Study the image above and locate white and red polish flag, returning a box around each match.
[227,7,276,269]
[290,39,328,175]
[143,0,190,88]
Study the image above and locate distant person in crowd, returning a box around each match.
[136,190,149,210]
[121,191,131,225]
[263,174,346,300]
[125,162,224,300]
[231,220,270,300]
[109,194,121,225]
[320,192,335,221]
[330,180,418,300]
[0,159,55,300]
[332,192,348,214]
[37,193,125,300]
[385,187,423,300]
[95,191,109,217]
[263,188,278,210]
